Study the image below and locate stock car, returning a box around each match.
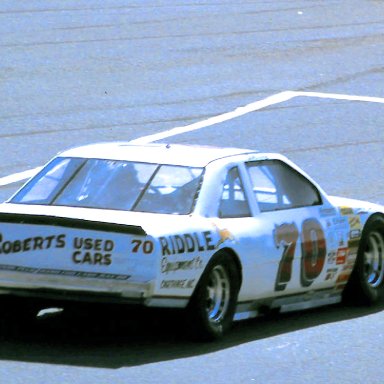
[0,142,383,340]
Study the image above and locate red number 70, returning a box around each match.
[274,218,326,291]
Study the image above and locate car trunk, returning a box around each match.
[0,209,157,301]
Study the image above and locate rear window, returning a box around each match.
[11,157,204,215]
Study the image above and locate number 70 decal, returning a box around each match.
[274,218,326,291]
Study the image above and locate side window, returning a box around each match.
[219,167,251,218]
[246,160,322,212]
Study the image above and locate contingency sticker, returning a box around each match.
[0,222,147,280]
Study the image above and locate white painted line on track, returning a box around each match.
[128,91,384,145]
[1,90,384,187]
[129,91,296,144]
[296,91,384,104]
[0,167,41,187]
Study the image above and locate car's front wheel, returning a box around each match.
[187,251,240,341]
[344,215,384,304]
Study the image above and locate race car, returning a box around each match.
[0,142,383,340]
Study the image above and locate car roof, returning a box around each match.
[59,142,259,167]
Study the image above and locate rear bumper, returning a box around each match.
[0,270,152,304]
[0,274,189,308]
[0,285,148,305]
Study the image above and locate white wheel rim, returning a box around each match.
[206,265,230,323]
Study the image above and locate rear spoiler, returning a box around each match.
[0,212,147,236]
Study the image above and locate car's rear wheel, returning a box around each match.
[363,230,384,288]
[344,215,384,304]
[187,252,240,341]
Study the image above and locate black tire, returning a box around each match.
[343,215,384,305]
[186,252,240,341]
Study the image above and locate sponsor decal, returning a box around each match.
[348,249,358,262]
[161,256,203,274]
[345,249,358,271]
[0,232,117,267]
[0,233,66,254]
[320,207,337,217]
[340,206,354,216]
[327,251,337,264]
[216,227,235,248]
[336,248,348,265]
[348,215,362,231]
[72,251,111,266]
[159,231,215,256]
[160,278,195,289]
[325,268,338,281]
[0,264,130,280]
[72,237,114,266]
[336,272,350,284]
[350,229,361,240]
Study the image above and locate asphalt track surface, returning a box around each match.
[1,1,384,383]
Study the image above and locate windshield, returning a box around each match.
[11,157,204,215]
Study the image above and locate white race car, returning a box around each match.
[0,142,383,340]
